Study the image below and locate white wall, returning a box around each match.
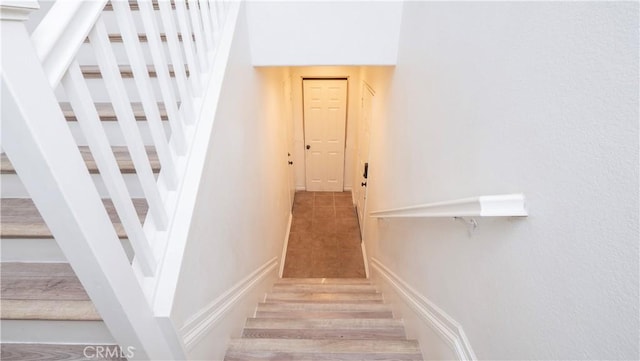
[363,2,639,360]
[169,4,291,359]
[245,1,402,66]
[287,66,361,191]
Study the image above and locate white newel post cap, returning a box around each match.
[0,0,39,21]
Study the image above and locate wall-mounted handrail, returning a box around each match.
[369,194,528,218]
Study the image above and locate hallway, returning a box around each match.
[283,191,365,278]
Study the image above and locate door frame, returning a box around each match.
[356,81,375,235]
[301,76,350,192]
[281,74,296,210]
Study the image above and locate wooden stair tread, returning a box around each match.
[256,302,393,313]
[228,280,422,360]
[1,344,125,361]
[245,318,403,329]
[242,318,406,340]
[0,263,100,321]
[59,102,169,121]
[1,146,160,174]
[0,198,148,239]
[1,263,88,300]
[80,64,188,79]
[0,300,100,320]
[265,291,383,303]
[255,302,394,319]
[271,283,378,293]
[225,339,422,361]
[275,278,371,285]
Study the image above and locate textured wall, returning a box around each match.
[363,2,639,359]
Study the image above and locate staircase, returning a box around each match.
[225,278,423,361]
[1,184,148,359]
[1,0,231,359]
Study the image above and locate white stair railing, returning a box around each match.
[1,0,232,358]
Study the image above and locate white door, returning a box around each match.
[303,79,348,192]
[356,83,374,230]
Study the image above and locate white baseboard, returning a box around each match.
[295,186,306,191]
[360,241,369,279]
[180,257,278,351]
[370,258,476,361]
[279,213,293,277]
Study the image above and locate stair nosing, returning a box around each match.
[0,300,101,321]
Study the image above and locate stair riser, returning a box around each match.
[56,78,179,103]
[1,343,127,361]
[265,293,384,303]
[68,120,171,147]
[242,328,406,340]
[255,311,394,319]
[0,320,114,344]
[2,173,154,199]
[274,279,373,286]
[226,339,422,361]
[271,284,379,293]
[0,238,133,264]
[100,8,168,36]
[76,42,180,67]
[256,302,393,313]
[224,352,423,361]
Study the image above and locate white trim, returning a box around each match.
[180,257,278,351]
[360,241,369,279]
[0,1,39,21]
[279,213,293,277]
[370,258,476,361]
[31,1,106,88]
[295,185,306,191]
[370,193,527,218]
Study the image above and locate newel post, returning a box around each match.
[0,2,182,359]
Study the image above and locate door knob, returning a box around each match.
[361,182,367,187]
[306,145,310,150]
[288,161,293,165]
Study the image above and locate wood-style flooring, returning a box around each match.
[1,146,159,174]
[224,278,423,360]
[0,263,99,321]
[0,198,148,239]
[283,191,365,278]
